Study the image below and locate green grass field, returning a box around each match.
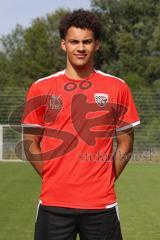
[0,162,160,240]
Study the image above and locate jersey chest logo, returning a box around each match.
[49,95,63,110]
[94,93,109,107]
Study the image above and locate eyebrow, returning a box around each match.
[69,39,94,42]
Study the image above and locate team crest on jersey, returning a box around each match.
[49,95,63,110]
[94,93,108,107]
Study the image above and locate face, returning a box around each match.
[61,27,100,69]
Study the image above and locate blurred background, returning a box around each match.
[0,0,160,240]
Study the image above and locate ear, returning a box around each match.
[61,39,66,52]
[95,40,100,51]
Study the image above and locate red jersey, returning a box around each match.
[22,70,140,209]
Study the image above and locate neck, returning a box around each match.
[65,62,94,80]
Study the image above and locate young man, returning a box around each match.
[22,9,140,240]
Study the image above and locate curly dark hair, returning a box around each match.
[59,9,101,40]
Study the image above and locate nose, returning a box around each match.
[77,42,85,51]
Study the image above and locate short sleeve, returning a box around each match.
[22,83,46,127]
[116,83,140,131]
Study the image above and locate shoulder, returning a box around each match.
[34,70,65,85]
[95,70,127,88]
[26,70,65,97]
[27,70,65,93]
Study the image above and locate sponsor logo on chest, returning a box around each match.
[94,93,109,107]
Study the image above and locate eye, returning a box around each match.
[70,40,79,45]
[83,40,93,44]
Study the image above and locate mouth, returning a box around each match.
[75,54,87,59]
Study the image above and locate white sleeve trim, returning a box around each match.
[21,123,44,128]
[106,202,118,209]
[35,200,42,222]
[116,120,140,132]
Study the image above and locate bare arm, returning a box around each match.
[23,128,44,177]
[114,128,134,180]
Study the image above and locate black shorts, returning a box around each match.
[34,204,123,240]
